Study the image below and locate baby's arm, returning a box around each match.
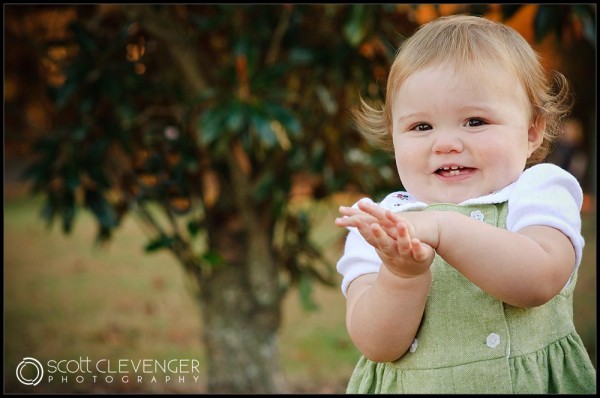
[335,207,434,362]
[348,200,576,308]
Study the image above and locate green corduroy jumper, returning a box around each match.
[347,202,596,394]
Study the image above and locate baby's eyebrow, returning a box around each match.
[455,104,496,114]
[396,112,426,124]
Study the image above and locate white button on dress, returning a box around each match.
[470,210,485,221]
[409,338,419,353]
[486,333,500,348]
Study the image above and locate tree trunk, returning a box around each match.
[199,265,286,393]
[198,208,287,393]
[126,6,289,392]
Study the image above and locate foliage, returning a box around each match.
[10,1,595,312]
[18,4,409,297]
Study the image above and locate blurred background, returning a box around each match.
[4,4,596,394]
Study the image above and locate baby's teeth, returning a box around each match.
[439,166,464,175]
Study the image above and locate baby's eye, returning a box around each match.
[412,123,432,132]
[466,118,486,127]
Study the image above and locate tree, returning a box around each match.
[10,4,406,392]
[7,4,594,393]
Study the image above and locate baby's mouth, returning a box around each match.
[436,166,474,177]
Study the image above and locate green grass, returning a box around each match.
[4,192,596,393]
[4,193,358,393]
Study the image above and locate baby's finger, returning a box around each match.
[370,223,395,253]
[411,238,432,262]
[348,218,375,241]
[338,205,364,216]
[338,206,379,223]
[357,202,401,233]
[384,209,403,225]
[335,213,375,228]
[395,221,413,254]
[356,200,389,220]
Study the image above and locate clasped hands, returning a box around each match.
[335,200,436,278]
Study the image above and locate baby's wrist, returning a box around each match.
[378,262,432,291]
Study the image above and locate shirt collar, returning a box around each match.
[383,181,515,211]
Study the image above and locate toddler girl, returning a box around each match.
[335,15,596,394]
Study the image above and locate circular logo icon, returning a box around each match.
[16,357,44,386]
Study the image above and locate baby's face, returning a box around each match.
[390,63,541,204]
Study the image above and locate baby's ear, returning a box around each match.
[527,116,545,156]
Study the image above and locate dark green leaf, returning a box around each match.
[52,79,79,109]
[40,196,58,228]
[101,75,122,101]
[187,219,203,236]
[69,21,98,54]
[225,100,248,133]
[298,274,319,312]
[144,235,176,252]
[467,4,490,17]
[61,192,76,234]
[251,64,288,92]
[572,5,597,47]
[263,101,301,136]
[288,47,315,65]
[534,6,562,44]
[84,189,118,230]
[198,107,226,145]
[500,4,523,20]
[250,110,278,148]
[343,5,370,47]
[253,171,275,201]
[202,250,224,267]
[64,164,80,192]
[96,225,112,243]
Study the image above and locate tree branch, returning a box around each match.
[123,5,209,93]
[265,5,293,66]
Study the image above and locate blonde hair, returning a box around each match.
[353,15,572,166]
